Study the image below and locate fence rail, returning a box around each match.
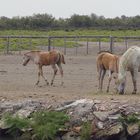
[0,35,140,55]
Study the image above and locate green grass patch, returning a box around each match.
[0,29,140,51]
[3,111,69,140]
[80,121,92,140]
[119,113,140,125]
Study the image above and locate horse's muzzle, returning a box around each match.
[23,63,26,66]
[119,91,124,95]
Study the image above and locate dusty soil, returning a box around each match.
[0,43,140,105]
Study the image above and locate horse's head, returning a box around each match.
[23,54,30,66]
[116,77,126,94]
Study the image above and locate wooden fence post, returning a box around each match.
[98,38,101,52]
[48,37,51,51]
[75,36,78,55]
[29,38,32,50]
[110,36,114,52]
[125,38,128,50]
[64,36,66,55]
[6,36,10,54]
[86,38,89,55]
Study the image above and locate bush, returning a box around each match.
[4,111,69,140]
[4,114,30,138]
[31,111,69,140]
[80,121,92,140]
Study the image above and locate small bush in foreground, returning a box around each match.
[80,121,92,140]
[4,111,69,140]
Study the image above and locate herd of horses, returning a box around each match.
[23,46,140,95]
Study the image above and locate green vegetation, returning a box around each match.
[80,121,92,140]
[1,29,140,36]
[4,111,69,140]
[0,29,140,51]
[1,13,140,30]
[31,111,69,140]
[4,114,30,139]
[119,113,140,125]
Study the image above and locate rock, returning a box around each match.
[14,107,35,118]
[94,123,124,139]
[127,123,139,136]
[94,100,101,104]
[72,126,81,133]
[0,119,10,129]
[0,100,42,117]
[69,118,83,127]
[56,99,94,111]
[62,131,80,140]
[96,121,104,129]
[93,111,109,121]
[108,114,121,120]
[71,102,94,117]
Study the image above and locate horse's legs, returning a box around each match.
[106,71,113,92]
[36,65,41,85]
[100,69,106,91]
[98,68,102,91]
[36,65,49,85]
[51,64,58,85]
[40,66,49,85]
[130,69,137,94]
[57,63,64,85]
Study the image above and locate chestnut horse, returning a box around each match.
[96,51,119,92]
[23,50,65,86]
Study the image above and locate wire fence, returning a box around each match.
[0,35,140,55]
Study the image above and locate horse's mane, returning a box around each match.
[30,50,41,53]
[98,50,112,54]
[24,50,41,55]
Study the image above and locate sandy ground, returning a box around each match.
[0,42,140,105]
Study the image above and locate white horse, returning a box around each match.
[117,46,140,94]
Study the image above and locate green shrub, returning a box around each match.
[119,113,140,124]
[31,111,69,140]
[80,121,92,140]
[3,111,69,140]
[4,114,30,138]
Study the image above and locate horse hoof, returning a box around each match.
[35,82,39,86]
[119,92,124,95]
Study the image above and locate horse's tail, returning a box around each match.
[96,53,105,72]
[96,53,105,65]
[58,52,65,64]
[114,55,119,73]
[61,54,65,64]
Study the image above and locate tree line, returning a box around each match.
[0,13,140,30]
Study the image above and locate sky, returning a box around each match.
[0,0,140,19]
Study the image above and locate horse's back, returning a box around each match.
[97,52,118,70]
[39,50,64,65]
[120,46,140,71]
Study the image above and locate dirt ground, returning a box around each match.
[1,43,140,105]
